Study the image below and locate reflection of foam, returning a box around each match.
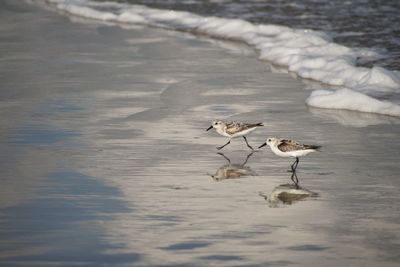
[260,183,318,208]
[0,148,58,208]
[308,106,400,127]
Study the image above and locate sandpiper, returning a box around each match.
[206,120,263,150]
[259,137,321,172]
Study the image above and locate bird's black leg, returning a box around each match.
[243,136,254,150]
[217,152,231,164]
[290,172,296,184]
[290,160,296,171]
[242,151,254,166]
[217,140,231,150]
[293,157,300,172]
[291,171,299,188]
[291,157,299,172]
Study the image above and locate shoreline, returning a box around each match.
[35,0,400,117]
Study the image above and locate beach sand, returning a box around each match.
[0,1,399,266]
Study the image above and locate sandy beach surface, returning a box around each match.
[0,1,399,266]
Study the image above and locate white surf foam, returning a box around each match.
[306,88,400,117]
[38,0,400,117]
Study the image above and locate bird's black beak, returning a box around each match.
[258,142,267,149]
[206,125,213,131]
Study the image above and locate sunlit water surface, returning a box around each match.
[0,1,399,266]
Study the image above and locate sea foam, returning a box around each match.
[39,0,400,117]
[306,89,400,117]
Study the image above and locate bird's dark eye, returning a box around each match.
[268,139,271,142]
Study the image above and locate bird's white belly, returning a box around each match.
[230,127,256,138]
[217,130,232,138]
[271,146,292,157]
[291,149,316,157]
[286,149,315,158]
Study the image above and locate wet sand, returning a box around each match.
[0,1,400,266]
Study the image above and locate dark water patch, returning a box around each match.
[221,261,293,267]
[155,264,196,267]
[0,0,32,13]
[0,171,136,266]
[0,250,141,267]
[161,241,210,251]
[0,171,131,229]
[209,231,273,241]
[33,99,84,116]
[260,260,294,267]
[8,125,78,144]
[200,254,244,261]
[286,244,330,251]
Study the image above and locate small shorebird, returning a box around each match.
[259,137,321,172]
[206,120,263,150]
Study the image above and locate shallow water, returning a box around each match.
[35,0,400,118]
[0,1,400,266]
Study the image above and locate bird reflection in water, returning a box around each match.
[260,172,318,207]
[210,152,256,181]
